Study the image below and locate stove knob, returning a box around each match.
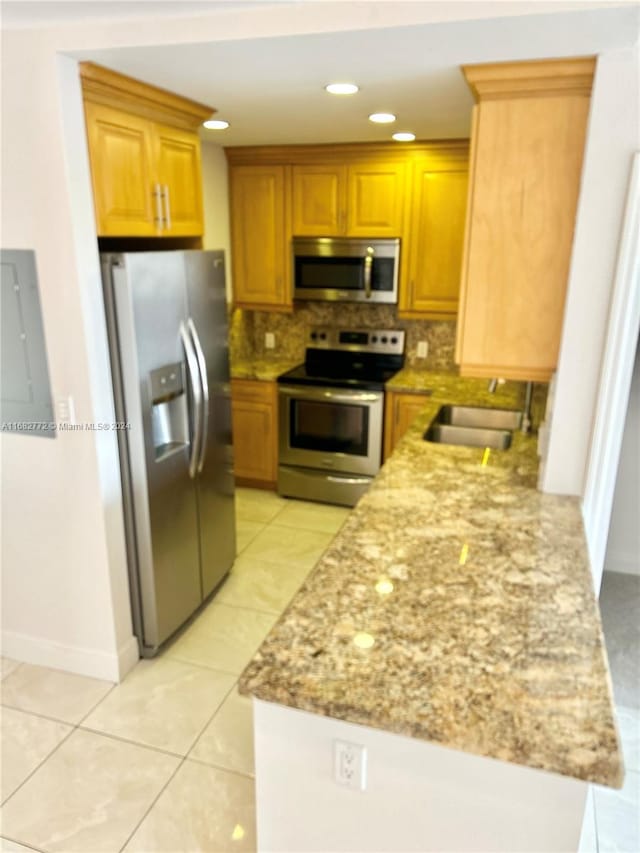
[371,335,378,343]
[381,336,388,344]
[310,332,318,341]
[391,336,398,344]
[320,332,327,340]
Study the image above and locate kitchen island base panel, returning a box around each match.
[253,699,588,853]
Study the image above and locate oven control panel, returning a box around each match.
[308,327,405,355]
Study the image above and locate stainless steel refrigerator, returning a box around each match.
[102,250,235,657]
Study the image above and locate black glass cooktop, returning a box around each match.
[278,351,403,391]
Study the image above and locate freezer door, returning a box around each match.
[184,251,236,597]
[108,252,202,652]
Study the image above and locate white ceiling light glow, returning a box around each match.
[325,83,359,95]
[369,112,396,124]
[392,132,416,142]
[203,119,230,130]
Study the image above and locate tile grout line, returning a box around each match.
[203,599,281,619]
[186,753,255,781]
[117,753,186,852]
[0,701,80,728]
[0,722,76,810]
[0,661,23,683]
[0,834,44,853]
[183,677,239,760]
[74,724,186,760]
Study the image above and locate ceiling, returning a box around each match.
[4,2,639,147]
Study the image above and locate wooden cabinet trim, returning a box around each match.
[80,62,214,130]
[226,140,469,167]
[462,56,596,101]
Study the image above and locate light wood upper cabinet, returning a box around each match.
[229,165,290,310]
[226,142,468,312]
[291,161,406,237]
[456,57,596,382]
[292,164,346,235]
[346,162,406,237]
[80,62,212,238]
[84,101,157,236]
[400,156,469,318]
[231,379,278,487]
[154,123,204,237]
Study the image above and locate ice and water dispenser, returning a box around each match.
[150,362,189,461]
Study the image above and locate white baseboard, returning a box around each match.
[1,630,139,683]
[604,549,640,577]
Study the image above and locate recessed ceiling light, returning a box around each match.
[203,119,230,130]
[325,83,359,95]
[392,132,416,142]
[369,113,396,124]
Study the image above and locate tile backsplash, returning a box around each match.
[229,303,457,370]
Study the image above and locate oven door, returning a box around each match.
[278,385,383,477]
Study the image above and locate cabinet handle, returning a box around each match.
[163,184,171,230]
[153,183,164,228]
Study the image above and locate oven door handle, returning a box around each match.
[278,385,382,404]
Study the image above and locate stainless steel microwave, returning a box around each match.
[292,237,400,304]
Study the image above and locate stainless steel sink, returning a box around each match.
[435,405,522,430]
[423,405,520,450]
[424,423,512,450]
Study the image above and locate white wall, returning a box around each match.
[541,45,640,496]
[604,338,640,576]
[0,46,138,680]
[200,142,232,300]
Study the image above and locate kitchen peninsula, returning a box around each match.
[239,374,622,852]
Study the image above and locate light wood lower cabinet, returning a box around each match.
[383,391,430,460]
[231,379,278,488]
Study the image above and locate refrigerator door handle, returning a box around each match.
[180,321,202,479]
[188,317,210,474]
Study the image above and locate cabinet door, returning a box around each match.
[84,102,156,236]
[401,167,468,317]
[457,95,591,381]
[291,164,347,235]
[383,392,429,459]
[231,380,277,485]
[154,124,204,237]
[229,166,290,310]
[346,163,406,237]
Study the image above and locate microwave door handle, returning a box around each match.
[363,248,374,299]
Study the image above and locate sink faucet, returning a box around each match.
[521,381,534,434]
[487,378,498,393]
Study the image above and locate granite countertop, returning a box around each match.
[239,373,623,788]
[231,357,301,382]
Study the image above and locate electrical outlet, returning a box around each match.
[334,739,367,790]
[265,332,275,350]
[416,341,428,359]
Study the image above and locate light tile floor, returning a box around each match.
[0,492,637,852]
[0,489,346,853]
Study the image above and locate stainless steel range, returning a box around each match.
[277,327,405,507]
